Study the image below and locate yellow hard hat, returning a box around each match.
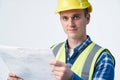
[55,0,92,13]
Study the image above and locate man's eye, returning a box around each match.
[62,17,68,21]
[73,15,80,20]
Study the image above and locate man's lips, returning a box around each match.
[67,28,77,32]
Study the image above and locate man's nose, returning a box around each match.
[68,19,75,27]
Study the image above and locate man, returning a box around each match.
[8,0,115,80]
[49,0,115,80]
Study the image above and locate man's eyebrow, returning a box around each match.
[60,15,68,17]
[73,13,81,16]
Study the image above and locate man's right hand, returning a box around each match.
[49,60,73,80]
[7,73,23,80]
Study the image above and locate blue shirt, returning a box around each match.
[65,36,115,80]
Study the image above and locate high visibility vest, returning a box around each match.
[51,42,115,80]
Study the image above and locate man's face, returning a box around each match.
[60,9,90,40]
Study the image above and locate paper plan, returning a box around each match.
[0,57,10,80]
[0,47,55,80]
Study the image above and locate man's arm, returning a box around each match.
[92,52,115,80]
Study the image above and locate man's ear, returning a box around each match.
[86,14,90,24]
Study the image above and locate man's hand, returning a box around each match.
[50,60,73,80]
[7,73,23,80]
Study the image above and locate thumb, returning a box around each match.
[9,72,16,77]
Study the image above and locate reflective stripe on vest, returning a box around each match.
[52,42,112,80]
[81,43,101,80]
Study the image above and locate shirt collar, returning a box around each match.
[65,35,92,53]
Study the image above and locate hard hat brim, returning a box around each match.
[55,5,92,14]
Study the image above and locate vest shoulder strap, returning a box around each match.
[52,42,64,56]
[81,43,102,80]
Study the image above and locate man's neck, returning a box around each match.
[68,36,87,49]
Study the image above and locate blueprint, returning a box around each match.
[0,46,55,80]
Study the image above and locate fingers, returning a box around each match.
[9,73,16,77]
[49,60,73,80]
[49,60,68,72]
[8,73,23,80]
[49,60,66,66]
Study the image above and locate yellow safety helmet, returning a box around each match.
[55,0,92,13]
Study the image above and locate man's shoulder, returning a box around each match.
[92,42,115,66]
[50,42,65,56]
[50,42,65,49]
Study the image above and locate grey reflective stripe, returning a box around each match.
[81,44,101,80]
[52,42,64,56]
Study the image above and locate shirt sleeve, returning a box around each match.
[92,51,115,80]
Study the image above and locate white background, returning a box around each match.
[0,0,119,79]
